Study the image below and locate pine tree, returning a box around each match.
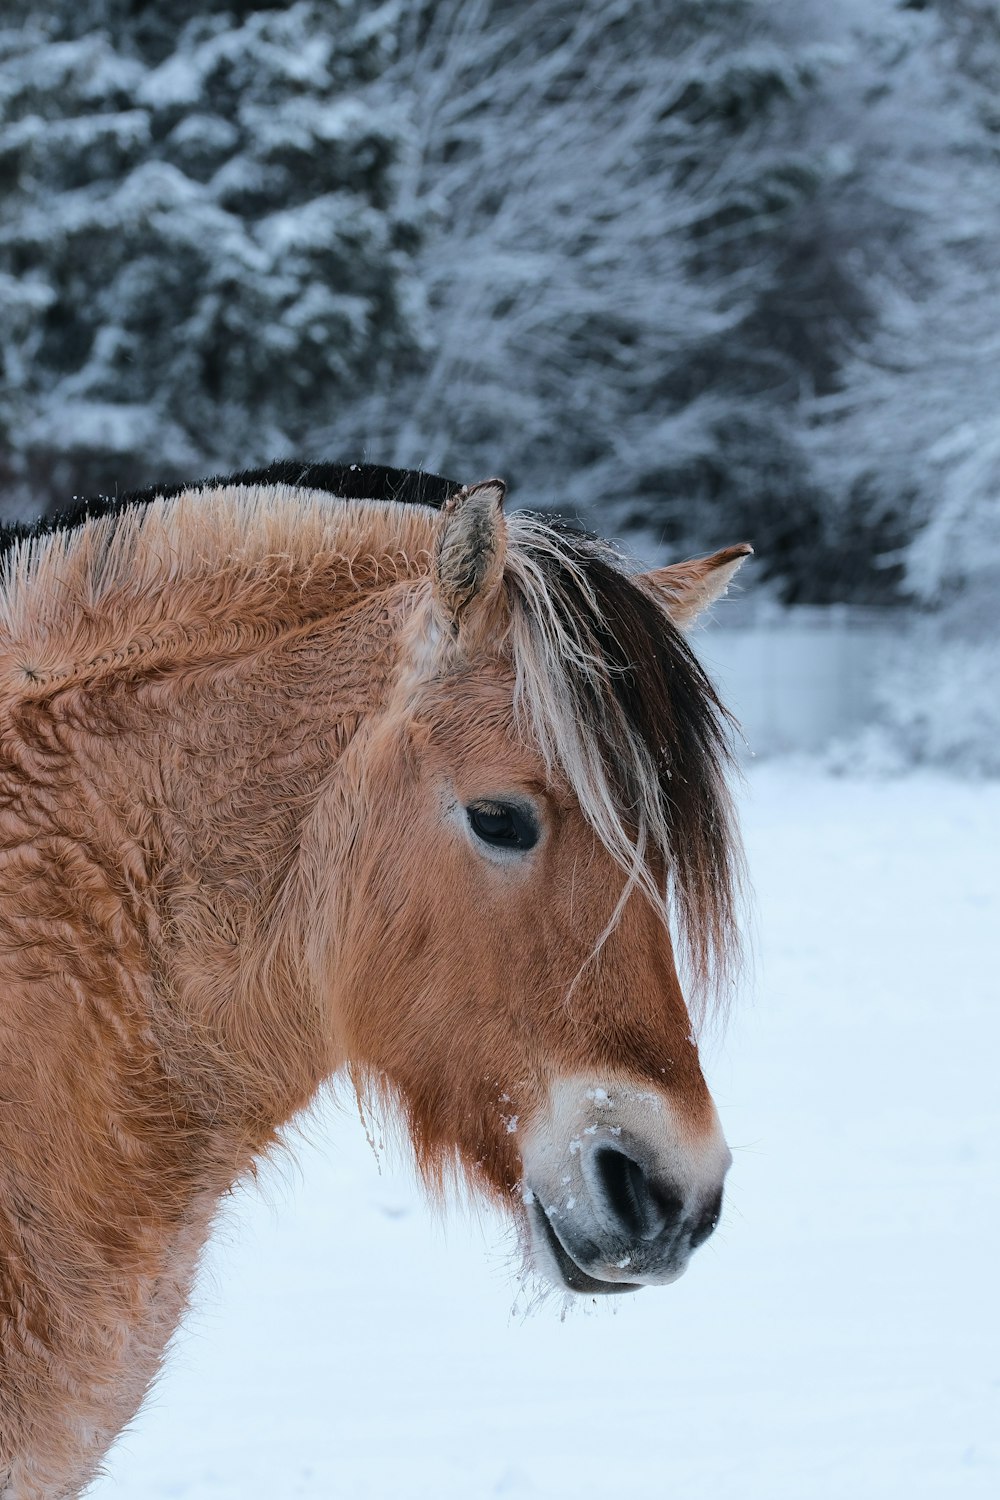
[319,0,885,599]
[0,0,423,515]
[3,0,994,612]
[806,0,1000,604]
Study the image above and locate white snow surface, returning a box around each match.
[99,765,999,1498]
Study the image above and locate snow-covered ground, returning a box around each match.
[99,765,999,1499]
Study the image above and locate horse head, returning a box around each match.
[324,480,750,1294]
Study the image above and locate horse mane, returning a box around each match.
[502,515,743,1018]
[0,461,742,1015]
[0,462,456,560]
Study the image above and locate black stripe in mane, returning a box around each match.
[510,518,742,998]
[0,462,461,558]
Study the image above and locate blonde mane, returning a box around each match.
[0,484,435,676]
[501,515,743,1017]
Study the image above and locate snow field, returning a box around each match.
[101,765,1000,1498]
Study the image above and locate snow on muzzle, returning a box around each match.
[520,1076,732,1294]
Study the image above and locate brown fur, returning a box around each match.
[0,483,746,1496]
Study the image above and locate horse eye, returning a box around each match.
[467,801,539,852]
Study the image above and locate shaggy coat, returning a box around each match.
[0,466,748,1497]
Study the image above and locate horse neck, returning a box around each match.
[136,603,398,1160]
[0,502,443,1477]
[0,513,431,1191]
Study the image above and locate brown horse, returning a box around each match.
[0,464,749,1498]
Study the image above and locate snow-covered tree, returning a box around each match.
[805,0,1000,604]
[324,0,860,598]
[2,0,997,614]
[0,1,423,515]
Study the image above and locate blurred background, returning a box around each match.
[1,5,997,1498]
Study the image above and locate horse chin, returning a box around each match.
[527,1198,643,1296]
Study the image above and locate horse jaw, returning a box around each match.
[517,1074,731,1295]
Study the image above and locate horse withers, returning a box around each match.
[0,464,749,1497]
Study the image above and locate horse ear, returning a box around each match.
[640,543,753,629]
[433,479,508,634]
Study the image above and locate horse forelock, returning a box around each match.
[499,515,744,1022]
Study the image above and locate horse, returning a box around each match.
[0,462,749,1498]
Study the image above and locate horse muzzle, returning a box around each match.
[520,1076,731,1295]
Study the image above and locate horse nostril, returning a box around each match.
[591,1145,683,1241]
